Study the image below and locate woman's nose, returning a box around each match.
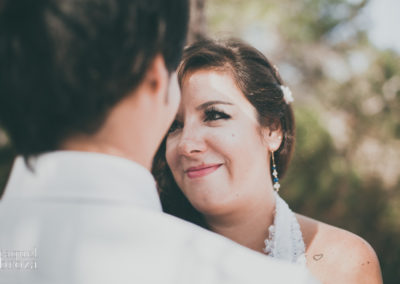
[177,127,207,156]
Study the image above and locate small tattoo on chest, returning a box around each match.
[362,261,371,266]
[313,253,324,261]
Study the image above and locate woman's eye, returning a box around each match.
[168,120,183,134]
[204,108,231,122]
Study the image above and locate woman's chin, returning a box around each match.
[191,198,233,218]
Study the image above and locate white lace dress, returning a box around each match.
[263,192,307,266]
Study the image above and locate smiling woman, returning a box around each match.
[152,38,383,284]
[166,70,277,217]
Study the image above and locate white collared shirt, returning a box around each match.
[0,151,319,284]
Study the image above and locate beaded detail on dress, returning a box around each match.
[263,192,306,266]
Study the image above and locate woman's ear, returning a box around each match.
[261,125,283,152]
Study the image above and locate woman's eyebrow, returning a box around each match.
[195,100,234,111]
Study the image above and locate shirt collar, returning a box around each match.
[2,151,162,211]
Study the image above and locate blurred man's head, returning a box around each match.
[0,0,189,167]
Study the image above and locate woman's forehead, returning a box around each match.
[178,70,259,122]
[181,70,244,102]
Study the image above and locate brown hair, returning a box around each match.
[152,38,295,227]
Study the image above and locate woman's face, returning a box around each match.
[166,70,277,216]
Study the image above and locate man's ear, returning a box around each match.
[261,125,283,152]
[141,54,169,101]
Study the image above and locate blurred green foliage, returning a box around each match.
[206,0,399,282]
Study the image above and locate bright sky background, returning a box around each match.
[366,0,400,53]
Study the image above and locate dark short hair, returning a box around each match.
[152,38,295,227]
[0,0,189,157]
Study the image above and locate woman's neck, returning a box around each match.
[205,190,276,253]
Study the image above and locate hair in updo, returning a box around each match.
[152,38,295,227]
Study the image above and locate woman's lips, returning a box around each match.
[185,164,222,179]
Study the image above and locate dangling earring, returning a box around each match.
[271,151,280,192]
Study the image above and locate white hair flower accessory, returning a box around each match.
[280,85,294,104]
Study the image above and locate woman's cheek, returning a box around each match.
[165,141,177,171]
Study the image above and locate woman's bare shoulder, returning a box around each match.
[295,214,382,284]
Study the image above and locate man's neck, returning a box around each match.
[60,138,153,170]
[60,91,167,170]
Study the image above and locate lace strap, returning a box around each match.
[263,192,306,266]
